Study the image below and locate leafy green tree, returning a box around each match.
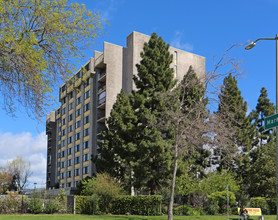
[215,73,251,171]
[95,90,137,194]
[0,0,105,118]
[131,32,175,195]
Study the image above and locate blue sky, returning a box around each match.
[1,0,278,188]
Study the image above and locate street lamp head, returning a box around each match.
[245,42,256,50]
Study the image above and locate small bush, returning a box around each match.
[266,198,276,215]
[250,197,268,214]
[28,191,43,214]
[76,195,98,214]
[44,198,58,214]
[1,192,21,214]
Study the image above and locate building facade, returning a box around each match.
[46,31,206,189]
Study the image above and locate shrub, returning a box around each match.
[110,195,162,215]
[250,197,268,214]
[204,197,219,215]
[56,189,67,213]
[44,198,58,214]
[266,198,276,215]
[1,191,21,214]
[28,191,43,214]
[76,195,98,214]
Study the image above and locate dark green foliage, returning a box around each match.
[216,73,251,171]
[249,87,275,148]
[248,141,276,197]
[134,33,175,93]
[28,191,43,214]
[173,205,205,216]
[247,87,276,197]
[75,196,98,214]
[95,90,137,193]
[44,198,58,214]
[131,33,176,194]
[110,195,162,215]
[250,197,268,214]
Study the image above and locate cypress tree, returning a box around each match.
[216,73,250,171]
[131,33,175,194]
[95,90,137,194]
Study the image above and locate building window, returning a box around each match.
[66,182,71,187]
[83,166,89,174]
[58,153,61,158]
[84,103,90,112]
[62,118,66,125]
[61,97,66,105]
[75,120,81,129]
[84,128,89,137]
[83,141,89,149]
[75,108,81,117]
[76,96,81,106]
[74,168,80,176]
[62,107,66,115]
[61,151,65,157]
[67,147,72,155]
[61,161,65,168]
[68,102,73,110]
[75,132,80,141]
[84,78,91,87]
[68,125,73,133]
[75,181,79,187]
[61,129,65,136]
[84,115,89,124]
[67,171,71,178]
[83,153,89,162]
[61,140,66,147]
[60,172,64,179]
[68,92,73,100]
[75,156,80,164]
[84,90,90,99]
[68,136,72,144]
[67,159,72,166]
[57,162,60,168]
[75,144,80,152]
[68,113,73,122]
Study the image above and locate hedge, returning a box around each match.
[75,195,162,215]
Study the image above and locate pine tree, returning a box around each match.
[247,87,276,197]
[131,33,175,195]
[95,90,137,194]
[215,73,250,171]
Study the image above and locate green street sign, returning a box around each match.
[265,113,278,130]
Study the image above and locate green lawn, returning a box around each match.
[0,215,276,220]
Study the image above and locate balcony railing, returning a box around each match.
[98,71,106,81]
[98,97,106,106]
[98,84,106,94]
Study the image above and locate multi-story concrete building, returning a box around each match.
[46,31,206,189]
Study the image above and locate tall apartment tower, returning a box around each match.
[46,31,206,189]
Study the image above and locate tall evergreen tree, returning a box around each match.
[249,87,275,150]
[95,90,137,194]
[215,73,250,171]
[247,87,276,197]
[130,33,175,194]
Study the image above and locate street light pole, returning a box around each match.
[245,34,278,219]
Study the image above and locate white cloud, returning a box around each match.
[170,31,194,52]
[0,131,47,189]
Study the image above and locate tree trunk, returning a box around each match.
[168,143,178,220]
